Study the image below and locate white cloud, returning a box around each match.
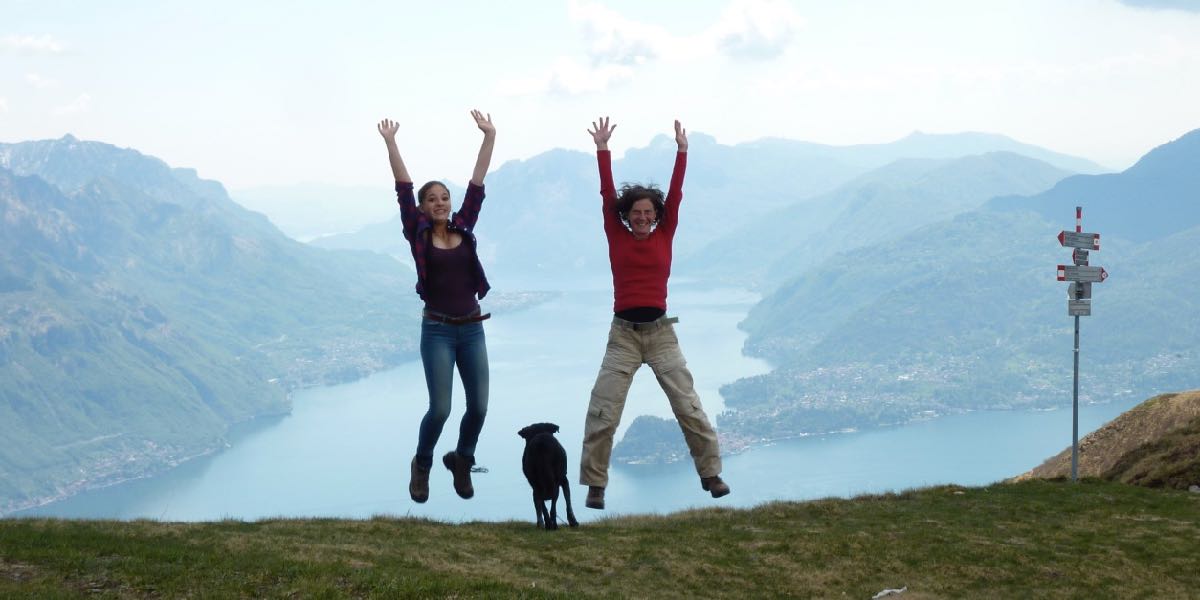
[547,58,635,94]
[53,93,92,116]
[26,73,57,88]
[708,0,805,61]
[1,34,66,54]
[502,0,804,97]
[569,0,668,66]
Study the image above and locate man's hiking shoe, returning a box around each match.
[409,458,430,503]
[701,476,731,498]
[442,451,475,499]
[585,486,605,510]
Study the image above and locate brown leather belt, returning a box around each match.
[423,310,491,325]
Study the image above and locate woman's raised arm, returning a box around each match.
[589,117,618,205]
[660,120,688,237]
[470,110,496,186]
[377,119,412,184]
[669,119,688,193]
[590,116,622,237]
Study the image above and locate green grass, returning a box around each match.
[2,479,1198,598]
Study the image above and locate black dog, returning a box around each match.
[517,423,578,530]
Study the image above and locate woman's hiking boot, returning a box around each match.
[585,486,605,510]
[409,458,430,503]
[442,451,475,499]
[701,475,730,498]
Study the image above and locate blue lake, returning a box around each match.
[15,285,1136,523]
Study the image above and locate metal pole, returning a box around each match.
[1071,205,1082,483]
[1072,314,1080,482]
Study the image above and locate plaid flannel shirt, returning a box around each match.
[395,180,491,301]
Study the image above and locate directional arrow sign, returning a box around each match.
[1057,265,1108,283]
[1073,248,1089,265]
[1058,231,1100,250]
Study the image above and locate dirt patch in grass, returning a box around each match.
[1017,390,1200,486]
[0,558,39,583]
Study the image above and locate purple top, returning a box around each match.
[424,242,481,317]
[395,180,491,301]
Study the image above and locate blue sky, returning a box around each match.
[2,0,1199,189]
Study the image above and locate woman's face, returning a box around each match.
[628,198,656,238]
[420,184,452,223]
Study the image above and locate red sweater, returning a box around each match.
[597,149,687,313]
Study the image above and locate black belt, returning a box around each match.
[612,315,678,331]
[423,311,491,325]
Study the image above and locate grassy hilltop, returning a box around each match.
[3,391,1200,598]
[0,480,1197,598]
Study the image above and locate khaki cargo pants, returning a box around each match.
[579,316,723,487]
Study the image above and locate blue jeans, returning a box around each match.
[415,318,489,469]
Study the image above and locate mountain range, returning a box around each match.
[0,126,1169,513]
[684,151,1072,288]
[302,131,1104,289]
[721,128,1200,442]
[0,136,423,514]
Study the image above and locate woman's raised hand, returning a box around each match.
[674,120,688,152]
[377,119,399,141]
[472,110,495,137]
[589,116,616,149]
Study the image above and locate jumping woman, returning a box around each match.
[377,110,495,503]
[579,116,730,510]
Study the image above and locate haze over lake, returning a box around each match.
[16,284,1135,523]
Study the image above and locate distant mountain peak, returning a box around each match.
[1125,127,1200,176]
[888,130,1107,174]
[989,125,1200,242]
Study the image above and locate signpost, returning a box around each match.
[1057,265,1108,283]
[1057,231,1099,250]
[1057,207,1108,482]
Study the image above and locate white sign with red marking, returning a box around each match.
[1057,265,1108,283]
[1058,231,1100,250]
[1059,207,1106,317]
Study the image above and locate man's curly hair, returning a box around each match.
[615,183,665,226]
